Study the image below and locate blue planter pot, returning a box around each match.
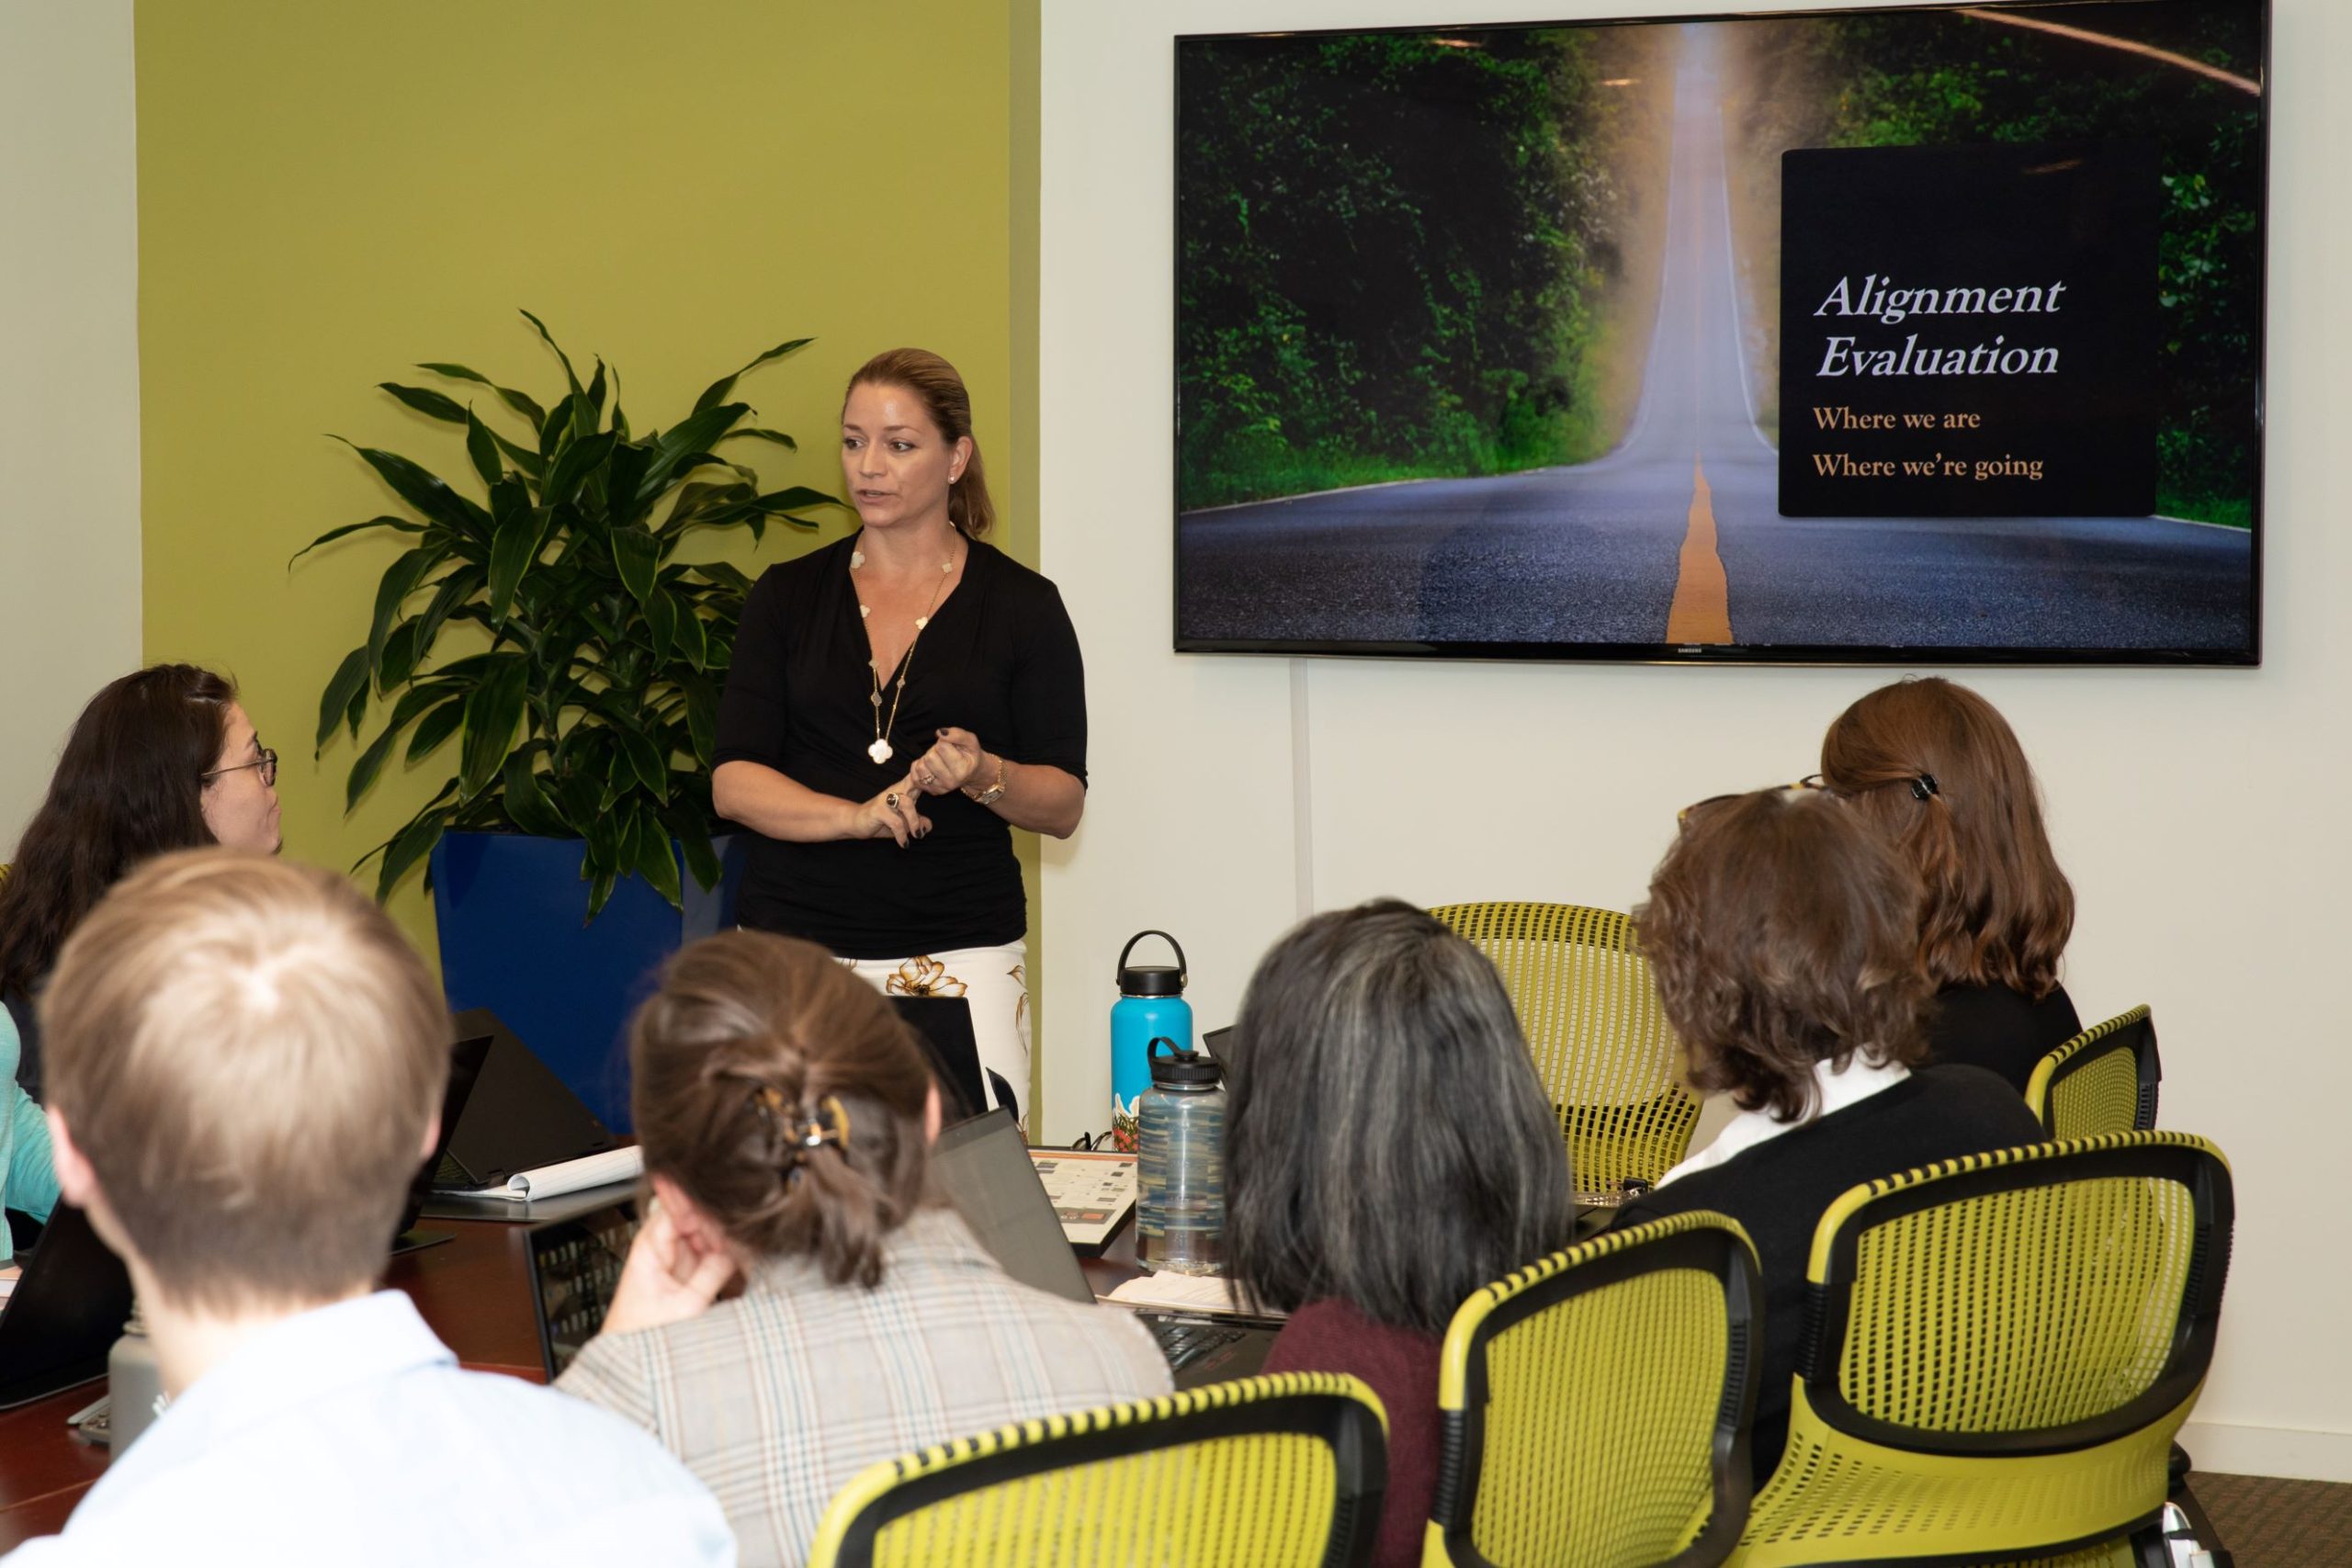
[428,830,746,1133]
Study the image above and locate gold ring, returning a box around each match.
[886,792,900,809]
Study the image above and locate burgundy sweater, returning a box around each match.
[1261,1299,1442,1568]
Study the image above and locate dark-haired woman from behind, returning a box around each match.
[1616,787,2042,1484]
[555,931,1167,1568]
[1224,899,1577,1568]
[1820,676,2078,1090]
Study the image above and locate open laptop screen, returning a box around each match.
[933,1110,1093,1306]
[526,1199,641,1378]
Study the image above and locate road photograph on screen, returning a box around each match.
[1173,1,2267,664]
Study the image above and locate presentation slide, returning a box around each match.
[1173,2,2266,663]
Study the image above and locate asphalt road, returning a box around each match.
[1175,38,2255,655]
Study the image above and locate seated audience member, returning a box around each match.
[1616,787,2043,1484]
[1223,899,1578,1568]
[1819,676,2079,1089]
[9,852,734,1567]
[557,931,1169,1568]
[0,663,282,1101]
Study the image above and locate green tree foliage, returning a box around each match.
[1177,30,1631,508]
[1813,10,2264,525]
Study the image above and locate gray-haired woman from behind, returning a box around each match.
[1224,898,1577,1568]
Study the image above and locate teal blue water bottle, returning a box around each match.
[1111,931,1190,1152]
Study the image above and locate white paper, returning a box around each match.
[1103,1270,1277,1318]
[464,1145,643,1201]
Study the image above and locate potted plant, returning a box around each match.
[300,311,839,1124]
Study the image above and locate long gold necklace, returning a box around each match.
[854,541,957,766]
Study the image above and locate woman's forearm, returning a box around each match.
[713,761,857,843]
[980,759,1085,840]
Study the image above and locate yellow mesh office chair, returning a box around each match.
[1428,1211,1761,1568]
[2027,1005,2161,1139]
[1428,903,1700,1196]
[805,1371,1389,1568]
[1729,1131,2233,1568]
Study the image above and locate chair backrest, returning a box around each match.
[1429,902,1700,1196]
[2026,1005,2161,1139]
[1736,1132,2233,1567]
[1429,1212,1761,1568]
[805,1371,1388,1568]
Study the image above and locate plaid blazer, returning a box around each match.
[557,1205,1170,1567]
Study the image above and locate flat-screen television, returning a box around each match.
[1174,0,2268,664]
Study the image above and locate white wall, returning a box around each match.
[0,0,141,849]
[1041,0,2352,1480]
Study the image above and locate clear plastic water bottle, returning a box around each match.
[1136,1037,1226,1275]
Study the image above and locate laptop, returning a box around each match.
[887,996,994,1122]
[522,1191,643,1379]
[431,1008,616,1192]
[0,1203,134,1410]
[933,1110,1280,1389]
[390,1030,494,1254]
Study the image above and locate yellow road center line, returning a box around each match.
[1665,456,1733,644]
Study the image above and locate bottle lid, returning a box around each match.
[1147,1036,1222,1088]
[1116,930,1188,997]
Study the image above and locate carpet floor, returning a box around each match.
[2188,1472,2352,1566]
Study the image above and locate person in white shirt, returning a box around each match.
[3,851,737,1567]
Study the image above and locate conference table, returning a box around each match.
[0,1216,554,1550]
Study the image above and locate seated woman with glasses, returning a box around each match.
[1222,899,1577,1568]
[1817,676,2078,1090]
[557,931,1169,1568]
[0,664,279,1262]
[1616,787,2042,1484]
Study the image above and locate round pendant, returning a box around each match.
[867,739,894,765]
[913,615,929,630]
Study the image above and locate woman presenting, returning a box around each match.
[712,348,1084,1124]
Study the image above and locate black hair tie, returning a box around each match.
[1911,773,1939,802]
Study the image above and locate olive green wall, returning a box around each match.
[136,0,1044,1066]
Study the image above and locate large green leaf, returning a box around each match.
[674,606,709,672]
[336,440,492,540]
[373,803,454,902]
[602,440,655,528]
[491,430,546,482]
[629,808,684,908]
[379,382,469,424]
[715,427,797,451]
[682,673,718,763]
[691,560,754,594]
[642,586,678,663]
[484,479,545,625]
[368,546,443,677]
[754,485,842,513]
[693,336,812,414]
[541,429,619,512]
[376,619,424,693]
[463,408,502,486]
[344,683,451,809]
[633,402,750,507]
[288,514,427,567]
[316,645,370,752]
[519,309,584,395]
[413,564,485,667]
[616,725,671,801]
[404,695,466,763]
[502,749,572,838]
[418,362,548,431]
[661,802,721,892]
[610,527,659,606]
[458,656,529,798]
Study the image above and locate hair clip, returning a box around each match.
[750,1087,852,1178]
[1910,773,1939,802]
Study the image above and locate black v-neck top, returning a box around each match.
[713,535,1087,958]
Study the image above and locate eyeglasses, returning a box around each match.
[1676,777,1827,830]
[203,747,278,788]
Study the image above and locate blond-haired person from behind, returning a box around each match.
[4,852,735,1568]
[557,931,1169,1568]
